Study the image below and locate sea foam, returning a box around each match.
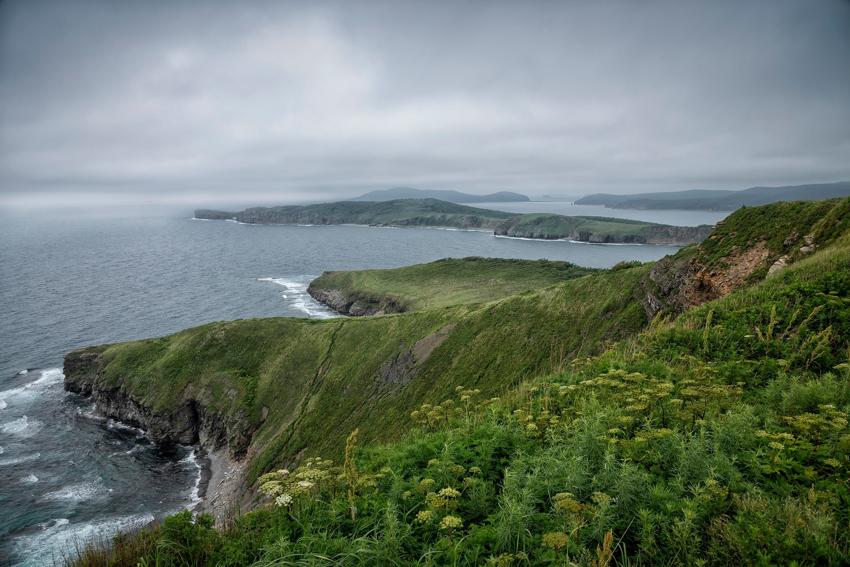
[257,277,339,319]
[0,368,64,410]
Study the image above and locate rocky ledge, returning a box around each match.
[307,283,407,316]
[63,349,253,520]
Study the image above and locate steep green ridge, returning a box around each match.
[73,212,850,565]
[65,263,649,484]
[643,197,850,316]
[194,199,514,229]
[194,198,709,244]
[494,213,712,244]
[576,180,850,210]
[307,257,596,315]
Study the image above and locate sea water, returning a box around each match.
[0,204,727,564]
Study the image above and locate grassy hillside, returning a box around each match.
[66,263,649,486]
[73,213,850,566]
[194,199,514,229]
[307,257,597,315]
[494,213,712,244]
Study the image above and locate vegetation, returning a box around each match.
[194,198,709,244]
[494,214,711,244]
[67,198,850,565]
[308,257,596,314]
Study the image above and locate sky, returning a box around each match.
[1,0,849,208]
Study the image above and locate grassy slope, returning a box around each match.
[308,257,597,313]
[76,264,649,483]
[76,219,850,566]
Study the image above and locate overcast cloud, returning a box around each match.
[1,0,849,207]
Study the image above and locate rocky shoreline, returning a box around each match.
[63,349,251,523]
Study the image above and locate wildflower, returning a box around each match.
[553,492,583,514]
[297,480,315,489]
[437,487,461,499]
[418,478,436,492]
[469,466,482,475]
[542,531,569,551]
[823,457,841,468]
[439,515,463,531]
[275,493,293,507]
[415,510,434,524]
[768,441,784,450]
[427,458,441,467]
[448,464,466,476]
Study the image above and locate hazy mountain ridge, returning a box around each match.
[351,187,530,203]
[577,181,850,210]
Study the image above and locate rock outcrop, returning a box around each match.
[63,349,254,520]
[307,285,407,316]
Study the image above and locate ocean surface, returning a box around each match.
[0,203,728,565]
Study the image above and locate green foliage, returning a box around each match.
[66,199,850,566]
[71,226,850,566]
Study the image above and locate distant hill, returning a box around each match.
[194,198,515,229]
[576,181,850,211]
[352,187,530,203]
[195,198,709,245]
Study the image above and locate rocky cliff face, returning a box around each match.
[63,349,255,520]
[307,285,407,316]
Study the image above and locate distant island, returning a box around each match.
[195,198,711,245]
[351,186,530,203]
[576,180,850,211]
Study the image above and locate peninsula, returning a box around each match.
[195,198,713,245]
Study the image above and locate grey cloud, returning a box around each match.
[1,0,849,208]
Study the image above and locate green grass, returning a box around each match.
[70,262,650,486]
[308,257,596,313]
[65,198,850,566]
[72,216,850,566]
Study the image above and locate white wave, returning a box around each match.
[42,479,108,503]
[0,368,64,409]
[18,369,29,375]
[257,277,339,319]
[106,418,145,436]
[1,415,43,437]
[0,445,4,454]
[0,452,41,466]
[566,239,643,246]
[13,513,154,565]
[180,448,204,508]
[21,473,39,483]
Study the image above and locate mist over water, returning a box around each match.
[0,205,726,564]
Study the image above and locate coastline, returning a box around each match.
[195,447,248,522]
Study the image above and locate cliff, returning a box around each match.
[641,197,850,316]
